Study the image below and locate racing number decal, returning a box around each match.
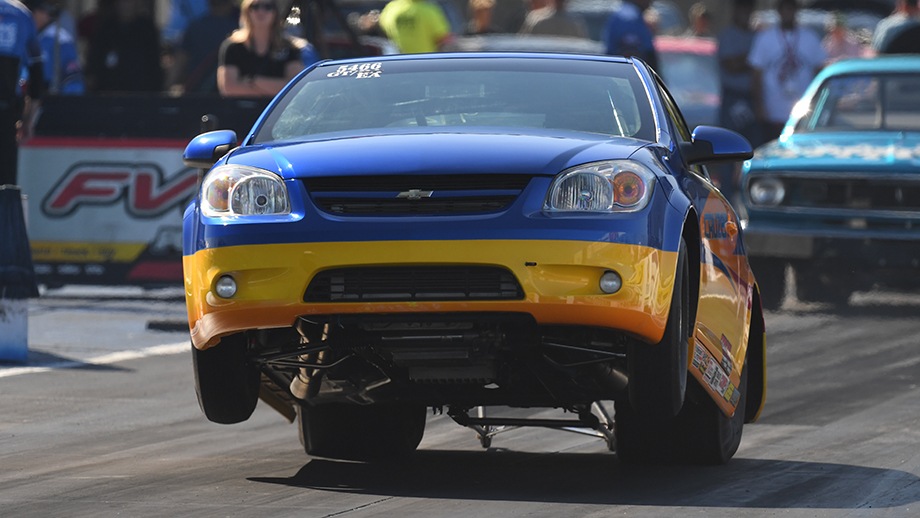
[326,62,383,79]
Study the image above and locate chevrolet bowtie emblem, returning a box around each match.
[397,189,434,200]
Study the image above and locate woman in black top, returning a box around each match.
[217,0,303,97]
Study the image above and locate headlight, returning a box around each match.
[545,160,656,213]
[748,177,785,207]
[201,165,290,217]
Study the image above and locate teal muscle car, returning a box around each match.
[740,56,920,309]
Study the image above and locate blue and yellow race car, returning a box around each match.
[182,53,766,465]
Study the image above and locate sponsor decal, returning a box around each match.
[693,341,742,407]
[720,335,734,375]
[703,212,729,239]
[30,242,147,262]
[693,339,707,370]
[42,162,198,218]
[730,387,742,406]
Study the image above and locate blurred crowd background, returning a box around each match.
[3,0,919,187]
[9,0,915,98]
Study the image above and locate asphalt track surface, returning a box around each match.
[2,286,919,517]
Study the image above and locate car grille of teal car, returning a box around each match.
[306,175,532,216]
[764,175,920,213]
[304,266,526,302]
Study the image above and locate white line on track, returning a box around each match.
[0,342,188,379]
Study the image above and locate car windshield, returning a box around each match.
[795,73,920,133]
[252,57,655,143]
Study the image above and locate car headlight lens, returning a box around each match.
[545,160,655,213]
[748,177,785,207]
[201,165,290,217]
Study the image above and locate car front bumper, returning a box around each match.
[745,226,920,267]
[183,238,678,350]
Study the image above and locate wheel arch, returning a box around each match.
[681,207,702,333]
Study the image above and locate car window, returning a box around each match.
[254,58,656,143]
[658,82,690,140]
[796,73,920,132]
[657,78,708,177]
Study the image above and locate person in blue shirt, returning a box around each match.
[602,0,658,72]
[26,0,85,94]
[162,0,209,51]
[1,0,44,186]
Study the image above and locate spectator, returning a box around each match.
[217,0,304,97]
[1,0,44,186]
[715,0,758,199]
[822,12,863,63]
[298,38,320,68]
[162,0,209,52]
[602,0,658,71]
[519,0,587,38]
[643,5,660,35]
[76,0,115,54]
[748,0,825,143]
[872,0,920,54]
[466,0,497,34]
[166,0,239,95]
[378,0,454,53]
[685,2,714,38]
[490,0,526,33]
[85,0,164,92]
[26,0,85,95]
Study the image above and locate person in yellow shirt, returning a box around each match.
[378,0,454,53]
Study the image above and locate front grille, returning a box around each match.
[305,174,531,216]
[760,175,920,213]
[305,266,525,302]
[317,196,517,215]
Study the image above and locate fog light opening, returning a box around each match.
[215,275,238,298]
[599,271,622,294]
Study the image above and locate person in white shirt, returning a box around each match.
[748,0,825,142]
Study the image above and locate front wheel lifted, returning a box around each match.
[627,237,690,420]
[297,402,427,461]
[616,354,748,465]
[192,334,261,424]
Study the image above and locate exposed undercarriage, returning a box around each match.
[252,312,633,414]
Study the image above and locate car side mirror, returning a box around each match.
[680,125,753,165]
[183,130,238,169]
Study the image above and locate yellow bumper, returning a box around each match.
[183,239,678,349]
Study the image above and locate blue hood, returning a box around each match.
[225,132,648,179]
[749,132,920,172]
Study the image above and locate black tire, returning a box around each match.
[616,352,748,465]
[297,402,427,461]
[749,257,786,311]
[192,334,261,424]
[627,237,690,420]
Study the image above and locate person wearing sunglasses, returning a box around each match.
[217,0,304,97]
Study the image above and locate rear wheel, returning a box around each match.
[192,334,261,424]
[616,351,748,465]
[627,237,690,420]
[297,402,427,461]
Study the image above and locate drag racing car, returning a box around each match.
[182,52,767,465]
[741,56,920,309]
